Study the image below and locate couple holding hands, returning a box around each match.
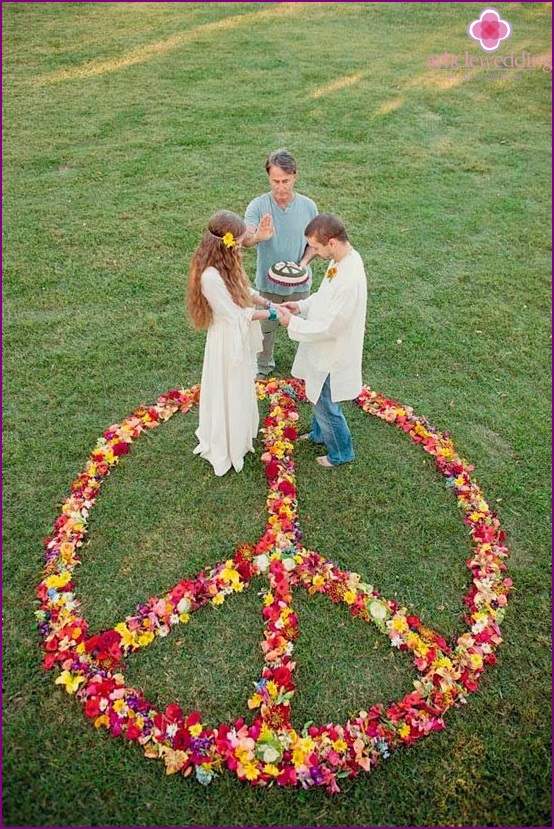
[186,150,367,477]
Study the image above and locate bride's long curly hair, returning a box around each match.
[187,210,252,330]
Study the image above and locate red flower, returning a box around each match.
[278,480,296,497]
[235,560,253,583]
[277,766,297,786]
[272,666,293,689]
[261,702,290,729]
[112,441,130,456]
[43,653,58,670]
[85,697,101,719]
[173,728,191,750]
[165,703,184,722]
[283,426,298,441]
[126,722,142,741]
[264,460,280,479]
[186,709,202,727]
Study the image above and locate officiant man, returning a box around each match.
[243,149,318,379]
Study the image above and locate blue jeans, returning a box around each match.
[308,376,355,466]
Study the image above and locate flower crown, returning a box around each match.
[209,229,236,248]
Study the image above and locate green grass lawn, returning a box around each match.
[2,2,551,826]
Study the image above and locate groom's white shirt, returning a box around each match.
[287,248,367,404]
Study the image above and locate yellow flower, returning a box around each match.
[271,440,287,458]
[114,622,135,648]
[222,232,236,248]
[60,542,76,563]
[343,589,357,605]
[45,572,72,590]
[243,763,260,781]
[266,681,278,698]
[164,749,189,775]
[189,723,203,737]
[292,747,306,766]
[312,574,325,588]
[236,747,252,764]
[247,693,262,709]
[220,564,241,588]
[391,616,409,633]
[54,670,86,694]
[326,266,337,279]
[258,724,273,741]
[263,763,280,777]
[179,612,190,624]
[137,631,155,648]
[212,593,225,606]
[332,739,347,752]
[434,656,453,670]
[94,714,110,729]
[398,723,411,739]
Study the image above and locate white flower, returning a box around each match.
[177,597,191,614]
[262,746,280,763]
[254,554,270,572]
[369,600,387,620]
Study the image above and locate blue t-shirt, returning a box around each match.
[244,192,318,295]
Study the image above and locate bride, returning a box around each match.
[187,210,279,476]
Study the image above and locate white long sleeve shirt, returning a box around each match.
[287,248,367,403]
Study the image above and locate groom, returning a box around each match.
[276,213,367,468]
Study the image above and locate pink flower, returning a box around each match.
[467,8,512,53]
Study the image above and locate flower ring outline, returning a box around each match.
[37,379,510,791]
[467,8,512,53]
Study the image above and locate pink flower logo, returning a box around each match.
[467,8,512,53]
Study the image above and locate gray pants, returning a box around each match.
[257,288,310,378]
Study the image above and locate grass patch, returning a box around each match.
[3,2,551,826]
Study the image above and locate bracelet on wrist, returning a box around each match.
[268,307,278,322]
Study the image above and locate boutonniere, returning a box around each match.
[325,266,337,280]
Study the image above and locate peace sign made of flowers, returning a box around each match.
[37,378,511,793]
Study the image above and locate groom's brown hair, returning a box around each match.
[305,213,348,244]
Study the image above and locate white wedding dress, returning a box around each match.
[193,267,262,476]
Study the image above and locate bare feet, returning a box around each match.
[316,455,334,468]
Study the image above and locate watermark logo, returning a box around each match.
[467,8,512,53]
[426,6,550,77]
